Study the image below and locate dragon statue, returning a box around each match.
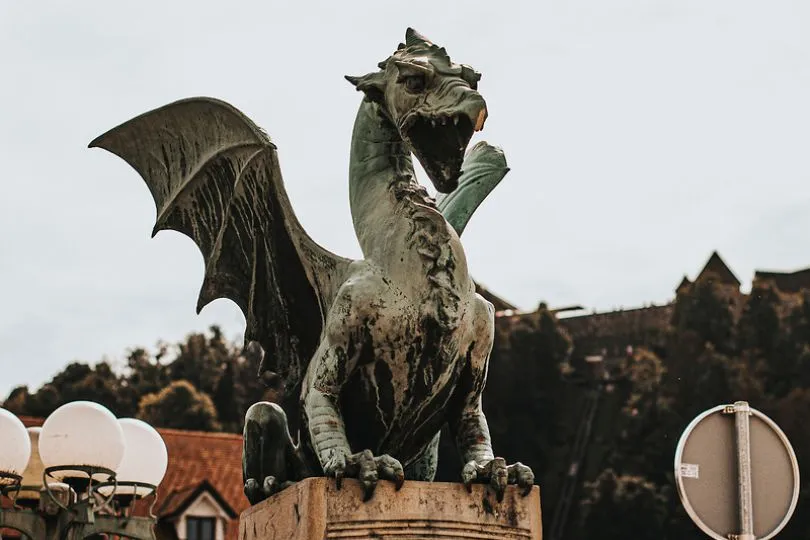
[90,28,534,504]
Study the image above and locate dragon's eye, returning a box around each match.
[403,75,426,93]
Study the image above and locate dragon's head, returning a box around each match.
[346,28,487,193]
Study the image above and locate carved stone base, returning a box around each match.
[239,477,542,539]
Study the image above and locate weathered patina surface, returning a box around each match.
[90,28,532,505]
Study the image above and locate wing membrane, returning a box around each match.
[90,97,351,390]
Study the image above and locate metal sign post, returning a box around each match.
[731,402,755,540]
[674,401,800,540]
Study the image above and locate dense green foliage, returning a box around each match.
[575,281,810,539]
[3,326,270,434]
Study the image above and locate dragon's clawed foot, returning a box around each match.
[462,457,534,501]
[324,449,405,501]
[244,476,295,504]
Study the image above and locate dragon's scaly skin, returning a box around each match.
[91,28,533,504]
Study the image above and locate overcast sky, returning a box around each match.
[2,1,809,398]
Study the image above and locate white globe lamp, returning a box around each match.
[97,418,168,500]
[39,401,125,489]
[0,408,30,485]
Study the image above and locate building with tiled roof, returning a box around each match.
[14,417,246,540]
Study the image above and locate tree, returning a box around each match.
[671,279,734,354]
[213,359,240,432]
[3,361,132,418]
[610,349,678,484]
[137,380,221,431]
[2,326,266,434]
[738,285,781,355]
[169,326,235,396]
[123,346,170,401]
[786,291,810,345]
[766,388,810,538]
[763,297,810,399]
[3,386,31,416]
[579,469,669,540]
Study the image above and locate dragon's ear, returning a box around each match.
[345,72,386,103]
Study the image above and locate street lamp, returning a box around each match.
[96,418,169,502]
[0,409,30,486]
[0,402,167,539]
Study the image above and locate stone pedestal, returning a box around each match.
[239,477,542,539]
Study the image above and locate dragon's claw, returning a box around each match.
[323,449,348,489]
[262,476,279,498]
[244,478,261,504]
[375,454,406,490]
[509,462,535,497]
[462,458,534,501]
[244,475,294,504]
[325,449,404,501]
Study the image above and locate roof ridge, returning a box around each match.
[157,427,242,440]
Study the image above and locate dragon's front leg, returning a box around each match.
[304,361,405,500]
[302,282,405,500]
[452,403,534,500]
[451,313,535,501]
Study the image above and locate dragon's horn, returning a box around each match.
[406,28,432,46]
[345,72,386,103]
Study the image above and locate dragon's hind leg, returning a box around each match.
[242,402,307,504]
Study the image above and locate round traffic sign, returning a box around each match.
[674,403,799,540]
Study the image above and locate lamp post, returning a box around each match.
[0,401,167,539]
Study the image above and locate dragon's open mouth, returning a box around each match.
[404,113,476,193]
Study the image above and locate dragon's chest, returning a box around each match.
[339,325,469,459]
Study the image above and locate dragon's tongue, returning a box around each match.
[474,109,486,132]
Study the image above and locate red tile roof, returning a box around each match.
[156,482,201,518]
[14,417,247,539]
[157,479,237,520]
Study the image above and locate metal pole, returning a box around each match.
[732,401,755,540]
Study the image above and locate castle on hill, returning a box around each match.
[492,251,810,367]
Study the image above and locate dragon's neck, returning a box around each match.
[348,99,468,328]
[349,99,422,257]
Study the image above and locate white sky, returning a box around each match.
[2,1,809,397]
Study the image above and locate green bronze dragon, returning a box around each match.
[90,28,534,504]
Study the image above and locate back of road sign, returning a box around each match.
[674,405,799,540]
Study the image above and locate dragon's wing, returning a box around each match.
[435,141,510,236]
[90,97,352,391]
